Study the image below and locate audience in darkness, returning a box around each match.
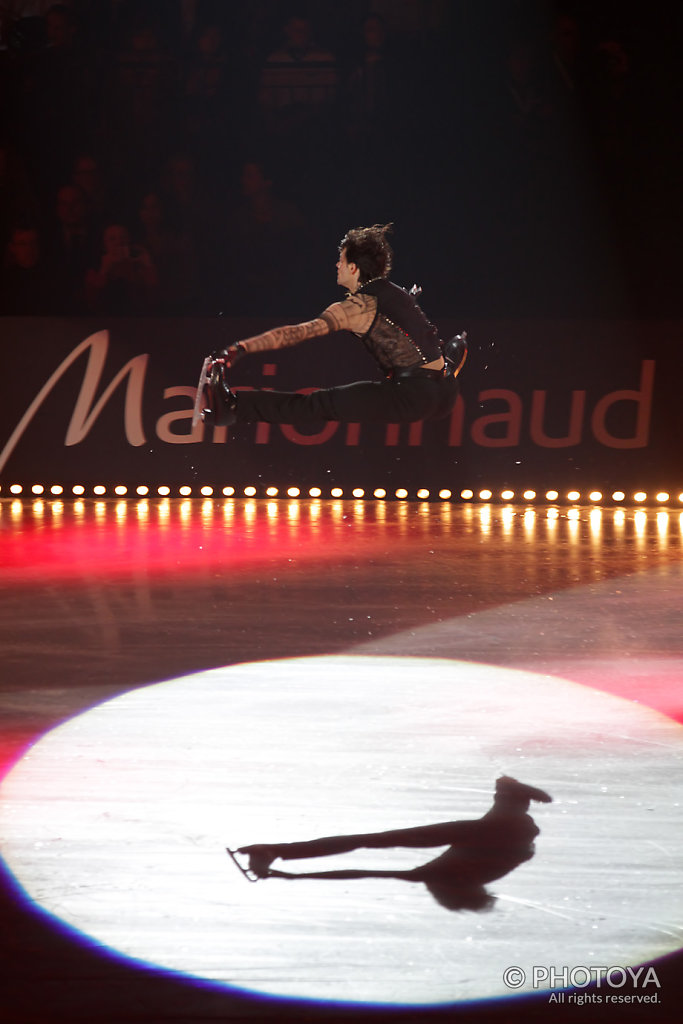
[0,1,679,317]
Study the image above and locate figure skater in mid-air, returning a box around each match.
[229,776,552,912]
[194,223,467,429]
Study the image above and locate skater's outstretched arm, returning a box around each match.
[227,292,377,359]
[240,820,473,873]
[235,318,331,356]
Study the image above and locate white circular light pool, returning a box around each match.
[0,656,681,1007]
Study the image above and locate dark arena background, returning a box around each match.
[1,3,683,1024]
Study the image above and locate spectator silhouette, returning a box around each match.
[344,14,394,142]
[0,223,57,312]
[542,11,591,124]
[45,181,97,311]
[234,776,552,913]
[0,1,52,51]
[258,13,339,140]
[158,152,212,236]
[179,19,234,169]
[69,152,111,225]
[106,14,176,181]
[84,221,158,314]
[500,36,553,148]
[2,4,92,194]
[110,0,232,54]
[137,189,196,312]
[181,20,228,106]
[589,34,639,170]
[234,159,305,233]
[0,141,39,246]
[30,4,93,186]
[368,0,448,50]
[223,158,307,311]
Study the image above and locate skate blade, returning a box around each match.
[191,357,212,428]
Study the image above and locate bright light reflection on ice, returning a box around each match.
[0,656,682,1007]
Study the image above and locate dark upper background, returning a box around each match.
[0,0,681,323]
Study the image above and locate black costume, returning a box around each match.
[231,278,461,426]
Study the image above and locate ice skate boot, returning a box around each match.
[495,776,553,805]
[192,343,245,428]
[201,360,237,426]
[443,332,468,378]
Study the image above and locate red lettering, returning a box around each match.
[591,360,654,449]
[256,365,277,443]
[530,389,586,447]
[447,394,465,446]
[156,387,202,444]
[470,389,522,447]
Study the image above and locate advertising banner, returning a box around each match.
[1,317,680,495]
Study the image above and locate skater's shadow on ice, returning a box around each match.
[233,776,553,913]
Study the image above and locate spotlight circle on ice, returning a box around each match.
[0,656,681,1008]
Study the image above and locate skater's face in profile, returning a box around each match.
[336,247,360,292]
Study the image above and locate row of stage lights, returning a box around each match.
[1,483,682,505]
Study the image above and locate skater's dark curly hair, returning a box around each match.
[340,223,393,284]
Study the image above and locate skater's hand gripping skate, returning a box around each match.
[226,845,278,881]
[191,344,242,429]
[236,844,278,878]
[210,341,247,368]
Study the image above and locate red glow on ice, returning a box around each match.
[0,499,399,583]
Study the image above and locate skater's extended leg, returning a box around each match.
[232,376,450,423]
[232,373,458,426]
[268,867,420,882]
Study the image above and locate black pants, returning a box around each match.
[234,372,459,425]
